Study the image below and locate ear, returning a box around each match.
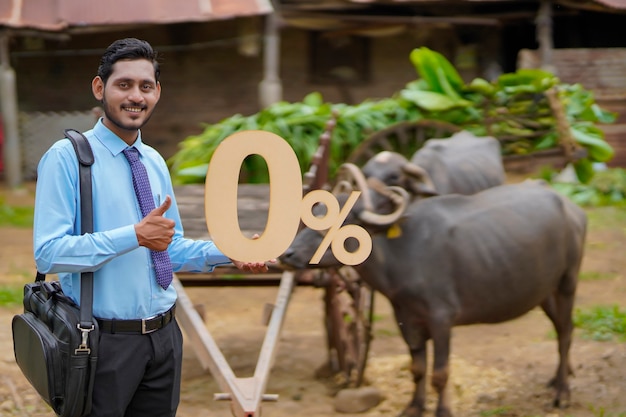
[155,81,161,102]
[92,76,104,101]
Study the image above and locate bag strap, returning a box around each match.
[64,129,96,334]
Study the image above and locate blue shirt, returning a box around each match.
[33,120,231,319]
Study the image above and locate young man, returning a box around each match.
[33,38,268,417]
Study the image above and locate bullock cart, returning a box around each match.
[172,121,466,417]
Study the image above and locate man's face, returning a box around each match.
[92,59,161,143]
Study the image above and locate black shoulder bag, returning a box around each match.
[11,129,99,417]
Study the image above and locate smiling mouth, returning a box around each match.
[123,106,144,113]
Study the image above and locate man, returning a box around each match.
[33,38,268,417]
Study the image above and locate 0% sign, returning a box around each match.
[204,131,372,266]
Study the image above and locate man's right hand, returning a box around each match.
[135,195,175,251]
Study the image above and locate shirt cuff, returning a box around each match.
[205,255,232,272]
[111,224,140,253]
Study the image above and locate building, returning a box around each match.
[1,0,625,186]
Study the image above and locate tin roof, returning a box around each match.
[2,0,622,33]
[0,0,274,32]
[278,0,626,12]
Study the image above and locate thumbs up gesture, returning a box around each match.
[135,195,175,251]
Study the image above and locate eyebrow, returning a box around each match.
[113,77,156,85]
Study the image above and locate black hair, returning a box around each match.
[97,38,160,84]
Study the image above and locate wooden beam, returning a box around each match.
[279,10,541,27]
[173,272,296,417]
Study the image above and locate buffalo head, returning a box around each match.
[361,151,438,197]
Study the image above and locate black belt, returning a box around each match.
[96,305,176,334]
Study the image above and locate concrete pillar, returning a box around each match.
[0,33,22,188]
[536,0,556,74]
[258,13,282,109]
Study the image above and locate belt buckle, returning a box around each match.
[141,314,159,334]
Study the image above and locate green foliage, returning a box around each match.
[579,271,619,281]
[585,205,626,231]
[168,93,417,184]
[0,197,34,227]
[0,285,23,307]
[573,305,626,342]
[588,405,626,417]
[479,406,512,416]
[551,168,626,207]
[169,47,615,184]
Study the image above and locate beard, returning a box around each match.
[101,97,155,133]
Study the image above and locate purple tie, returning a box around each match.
[123,147,173,290]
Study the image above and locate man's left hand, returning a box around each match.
[229,234,275,273]
[231,259,272,273]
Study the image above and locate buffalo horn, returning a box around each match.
[334,163,373,211]
[358,186,410,226]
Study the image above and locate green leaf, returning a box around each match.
[570,123,615,162]
[435,66,463,101]
[534,132,558,150]
[432,50,465,93]
[176,164,209,178]
[302,91,324,107]
[466,78,496,96]
[497,68,558,92]
[400,90,469,112]
[409,47,464,99]
[573,158,595,184]
[591,104,617,124]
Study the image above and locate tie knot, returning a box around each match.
[123,147,140,164]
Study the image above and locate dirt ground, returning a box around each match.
[1,182,625,417]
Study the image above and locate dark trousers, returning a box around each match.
[88,318,183,417]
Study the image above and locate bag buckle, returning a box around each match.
[75,324,94,354]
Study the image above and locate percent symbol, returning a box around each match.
[300,190,372,265]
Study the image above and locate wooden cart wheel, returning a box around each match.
[347,119,461,167]
[321,266,374,387]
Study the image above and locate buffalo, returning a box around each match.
[361,131,506,197]
[280,164,587,417]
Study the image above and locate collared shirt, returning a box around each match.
[33,119,231,319]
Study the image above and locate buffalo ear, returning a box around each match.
[402,163,438,196]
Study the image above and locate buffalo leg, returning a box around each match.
[430,319,453,417]
[551,272,577,408]
[542,269,577,408]
[393,304,429,417]
[540,295,574,379]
